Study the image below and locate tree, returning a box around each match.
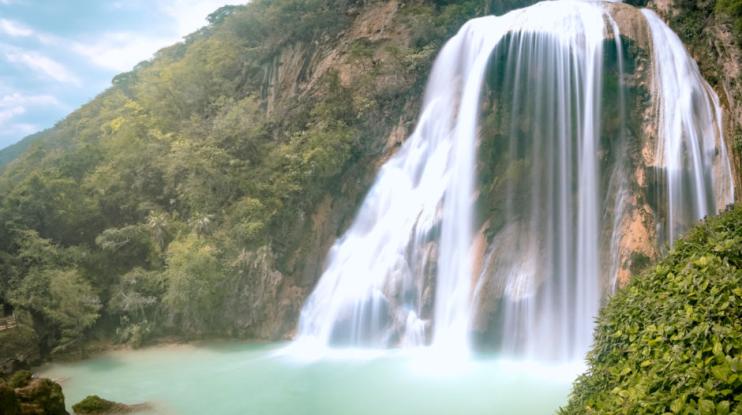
[163,235,226,335]
[12,268,100,355]
[46,269,101,354]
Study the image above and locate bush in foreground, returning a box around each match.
[561,204,742,414]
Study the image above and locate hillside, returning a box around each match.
[0,0,492,361]
[0,131,47,172]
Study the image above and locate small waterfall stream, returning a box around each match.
[295,0,735,361]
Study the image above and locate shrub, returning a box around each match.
[561,204,742,414]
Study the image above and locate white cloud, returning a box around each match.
[0,106,24,124]
[5,50,80,85]
[1,2,239,75]
[0,122,39,144]
[70,32,175,72]
[68,1,238,72]
[0,92,62,127]
[158,0,238,37]
[0,18,57,46]
[0,92,59,145]
[0,18,32,37]
[7,122,37,134]
[0,92,61,108]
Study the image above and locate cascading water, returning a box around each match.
[642,9,736,245]
[295,1,735,361]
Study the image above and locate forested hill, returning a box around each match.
[0,131,47,172]
[0,0,502,358]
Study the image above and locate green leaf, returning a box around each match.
[716,401,730,415]
[698,399,715,415]
[713,341,724,357]
[711,365,731,382]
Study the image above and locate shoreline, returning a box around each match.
[32,335,278,374]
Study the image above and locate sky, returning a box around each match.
[0,0,240,150]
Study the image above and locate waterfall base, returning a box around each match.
[40,342,579,415]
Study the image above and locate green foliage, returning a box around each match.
[109,268,164,347]
[735,128,742,154]
[561,204,742,415]
[716,0,742,45]
[163,235,226,335]
[660,0,742,91]
[399,0,485,49]
[0,325,40,368]
[8,230,101,355]
[41,270,101,354]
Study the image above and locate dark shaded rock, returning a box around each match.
[0,381,20,415]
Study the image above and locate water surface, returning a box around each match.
[40,342,578,415]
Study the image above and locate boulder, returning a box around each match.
[72,395,149,415]
[14,378,68,415]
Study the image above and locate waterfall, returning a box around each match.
[642,10,736,244]
[295,1,735,360]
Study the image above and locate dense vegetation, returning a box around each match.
[0,0,496,361]
[561,204,742,415]
[623,0,742,46]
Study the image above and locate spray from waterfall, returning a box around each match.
[294,0,735,361]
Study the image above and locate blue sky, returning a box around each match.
[0,0,240,150]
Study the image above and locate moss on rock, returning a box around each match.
[72,395,119,414]
[7,370,32,389]
[13,377,68,415]
[72,395,146,415]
